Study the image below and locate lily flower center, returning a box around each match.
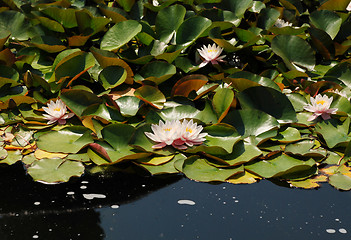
[316,100,326,105]
[163,128,171,132]
[207,49,217,53]
[54,107,61,111]
[186,127,192,133]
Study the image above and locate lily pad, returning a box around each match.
[182,156,244,182]
[27,158,85,184]
[246,154,316,179]
[271,35,315,71]
[36,126,94,153]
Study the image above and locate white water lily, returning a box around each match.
[172,119,208,150]
[331,89,350,100]
[145,119,207,150]
[347,1,351,11]
[274,18,292,28]
[197,43,226,68]
[144,120,181,149]
[42,99,74,125]
[303,94,337,121]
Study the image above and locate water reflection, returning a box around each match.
[1,163,351,240]
[0,163,181,239]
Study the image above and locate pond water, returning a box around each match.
[0,163,350,240]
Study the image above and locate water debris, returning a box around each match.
[326,229,336,234]
[177,199,195,205]
[83,193,107,200]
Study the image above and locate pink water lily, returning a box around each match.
[43,99,75,125]
[197,43,226,68]
[145,119,207,150]
[144,120,181,149]
[303,94,337,121]
[172,119,208,150]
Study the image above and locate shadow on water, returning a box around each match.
[0,163,181,240]
[1,163,351,240]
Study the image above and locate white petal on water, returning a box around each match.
[67,191,75,195]
[81,181,89,184]
[111,205,119,209]
[339,228,347,234]
[83,193,106,200]
[34,202,40,206]
[32,235,39,239]
[80,186,87,189]
[177,199,196,205]
[326,229,336,234]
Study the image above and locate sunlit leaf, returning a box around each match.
[272,35,315,71]
[182,156,244,182]
[101,20,142,51]
[27,158,85,184]
[36,126,93,153]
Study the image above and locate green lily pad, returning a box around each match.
[309,10,342,40]
[0,150,21,165]
[155,4,186,43]
[60,89,102,117]
[237,86,297,123]
[227,71,280,91]
[272,127,302,143]
[36,126,94,153]
[285,139,327,158]
[83,104,125,122]
[272,35,315,71]
[135,61,176,85]
[0,11,32,40]
[257,7,280,30]
[315,118,351,148]
[329,173,351,191]
[324,62,351,88]
[223,109,280,137]
[176,16,212,47]
[137,154,185,175]
[98,65,127,90]
[134,85,166,109]
[186,123,241,155]
[146,100,217,124]
[101,20,142,51]
[182,156,244,182]
[115,96,142,117]
[217,140,262,167]
[27,158,85,184]
[246,154,316,179]
[212,88,234,122]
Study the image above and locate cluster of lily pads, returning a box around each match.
[1,0,351,190]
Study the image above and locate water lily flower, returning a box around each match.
[274,18,292,28]
[330,89,350,100]
[197,43,226,68]
[43,99,75,125]
[347,1,351,11]
[145,119,207,150]
[172,119,208,150]
[303,94,337,121]
[144,120,181,149]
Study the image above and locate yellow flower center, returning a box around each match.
[163,128,171,132]
[207,49,217,53]
[186,127,192,133]
[316,100,326,105]
[54,107,61,111]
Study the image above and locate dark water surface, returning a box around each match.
[0,163,350,240]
